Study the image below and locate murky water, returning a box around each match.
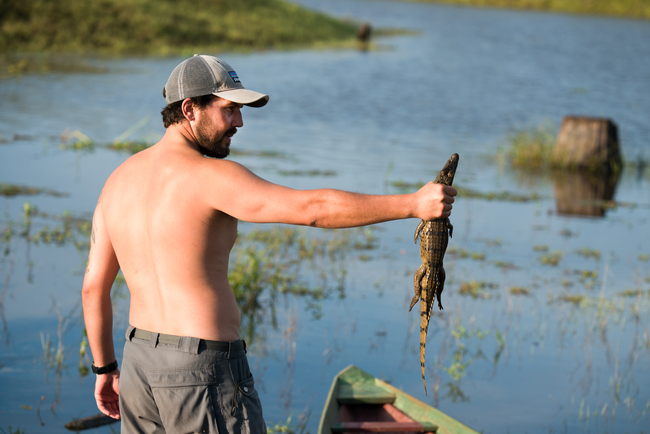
[1,1,649,433]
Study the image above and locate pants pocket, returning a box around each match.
[219,374,266,434]
[148,369,219,433]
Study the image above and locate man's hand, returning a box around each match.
[94,370,120,419]
[415,182,457,221]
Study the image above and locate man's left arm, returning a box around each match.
[81,194,121,419]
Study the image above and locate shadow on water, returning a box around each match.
[552,169,621,218]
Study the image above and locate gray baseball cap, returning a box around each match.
[164,54,269,107]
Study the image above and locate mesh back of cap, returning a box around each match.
[165,57,217,104]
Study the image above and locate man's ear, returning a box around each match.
[181,98,196,122]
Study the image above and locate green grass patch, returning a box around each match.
[0,0,360,57]
[500,123,556,171]
[510,286,530,296]
[458,280,497,299]
[402,0,650,19]
[0,182,68,198]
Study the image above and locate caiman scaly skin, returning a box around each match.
[410,153,458,395]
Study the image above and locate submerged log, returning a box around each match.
[65,413,118,431]
[551,116,621,173]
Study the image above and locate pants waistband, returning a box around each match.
[130,327,246,353]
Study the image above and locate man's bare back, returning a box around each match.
[101,139,242,342]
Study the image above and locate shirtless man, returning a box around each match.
[81,55,457,433]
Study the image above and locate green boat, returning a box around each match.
[318,365,479,434]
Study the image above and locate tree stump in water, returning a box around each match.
[551,116,621,173]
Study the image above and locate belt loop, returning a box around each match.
[150,332,159,348]
[126,326,135,341]
[242,339,247,354]
[227,341,232,359]
[189,338,200,355]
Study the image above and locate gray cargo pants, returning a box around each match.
[119,326,266,434]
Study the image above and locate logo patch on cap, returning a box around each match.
[228,71,241,83]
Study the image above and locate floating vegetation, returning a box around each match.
[510,286,530,296]
[555,294,586,306]
[458,280,498,299]
[639,254,650,262]
[391,181,542,202]
[559,228,579,238]
[618,289,648,298]
[447,246,486,261]
[278,169,337,177]
[455,186,542,202]
[539,251,563,266]
[533,245,549,252]
[493,260,517,271]
[0,183,68,198]
[577,247,601,260]
[107,141,152,154]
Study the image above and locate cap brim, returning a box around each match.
[213,89,269,108]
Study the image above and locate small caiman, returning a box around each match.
[410,153,459,395]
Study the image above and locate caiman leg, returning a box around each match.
[410,220,427,311]
[410,264,426,311]
[414,220,425,243]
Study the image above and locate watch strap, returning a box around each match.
[91,360,118,375]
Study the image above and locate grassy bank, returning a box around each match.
[0,0,359,55]
[406,0,650,19]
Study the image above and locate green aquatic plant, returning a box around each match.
[510,286,530,296]
[455,186,542,202]
[107,141,152,154]
[0,183,68,198]
[0,427,27,434]
[539,251,562,266]
[502,123,556,171]
[578,247,601,260]
[266,415,308,434]
[447,246,486,261]
[458,280,497,299]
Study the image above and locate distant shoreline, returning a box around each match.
[0,0,360,56]
[401,0,650,20]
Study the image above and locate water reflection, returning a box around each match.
[552,169,621,217]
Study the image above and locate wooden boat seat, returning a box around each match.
[337,383,396,405]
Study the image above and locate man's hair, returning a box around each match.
[160,93,218,128]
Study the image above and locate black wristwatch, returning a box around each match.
[91,360,118,375]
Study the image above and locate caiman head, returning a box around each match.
[433,153,459,186]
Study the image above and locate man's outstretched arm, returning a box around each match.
[81,195,121,419]
[202,160,457,227]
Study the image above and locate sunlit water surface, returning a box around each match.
[1,1,649,433]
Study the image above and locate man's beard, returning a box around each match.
[195,118,236,159]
